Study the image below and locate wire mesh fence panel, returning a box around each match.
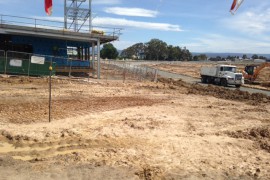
[0,50,5,73]
[99,60,159,82]
[5,51,31,75]
[32,54,56,76]
[4,51,55,76]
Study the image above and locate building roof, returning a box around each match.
[0,14,121,44]
[0,24,118,44]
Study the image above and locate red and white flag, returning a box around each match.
[45,0,53,16]
[230,0,244,14]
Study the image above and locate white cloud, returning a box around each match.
[182,34,270,54]
[92,0,121,5]
[222,7,270,34]
[104,7,158,17]
[93,17,182,32]
[32,16,182,32]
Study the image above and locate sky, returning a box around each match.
[1,0,270,54]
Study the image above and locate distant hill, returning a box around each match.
[192,52,270,59]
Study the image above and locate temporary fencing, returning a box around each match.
[0,50,5,73]
[0,49,159,82]
[0,50,56,76]
[100,60,159,82]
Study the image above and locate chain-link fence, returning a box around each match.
[100,60,159,82]
[0,50,159,82]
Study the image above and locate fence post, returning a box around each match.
[4,51,8,74]
[106,59,109,82]
[28,55,31,76]
[154,69,158,83]
[69,59,72,77]
[123,62,126,83]
[145,66,148,79]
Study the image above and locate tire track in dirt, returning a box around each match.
[0,136,148,161]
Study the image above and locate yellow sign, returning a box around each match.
[49,66,53,71]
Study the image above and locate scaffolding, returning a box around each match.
[64,0,92,32]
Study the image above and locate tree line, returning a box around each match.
[120,39,192,61]
[100,39,268,61]
[100,39,193,61]
[209,54,268,61]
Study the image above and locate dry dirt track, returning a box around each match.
[0,76,270,179]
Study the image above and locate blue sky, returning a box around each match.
[1,0,270,54]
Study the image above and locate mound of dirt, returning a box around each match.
[158,78,270,104]
[188,84,270,104]
[257,67,270,82]
[226,126,270,153]
[227,127,270,139]
[158,78,190,88]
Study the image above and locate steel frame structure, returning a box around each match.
[64,0,92,32]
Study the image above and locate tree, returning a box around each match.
[198,54,207,61]
[121,43,145,60]
[145,39,168,60]
[252,54,258,59]
[242,54,247,59]
[167,45,182,61]
[193,55,199,61]
[100,43,118,59]
[258,56,267,60]
[181,47,192,61]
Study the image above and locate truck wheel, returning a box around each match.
[201,76,206,83]
[206,77,211,84]
[235,85,241,88]
[221,79,227,87]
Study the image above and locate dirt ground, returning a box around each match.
[149,62,270,90]
[0,75,270,179]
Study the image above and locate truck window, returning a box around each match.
[222,67,236,72]
[220,67,224,71]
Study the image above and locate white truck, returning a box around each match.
[200,65,244,88]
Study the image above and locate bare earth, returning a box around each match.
[0,76,270,180]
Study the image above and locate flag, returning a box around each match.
[45,0,53,16]
[230,0,244,14]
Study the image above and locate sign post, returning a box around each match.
[49,65,52,123]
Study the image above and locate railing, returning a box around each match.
[0,14,122,37]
